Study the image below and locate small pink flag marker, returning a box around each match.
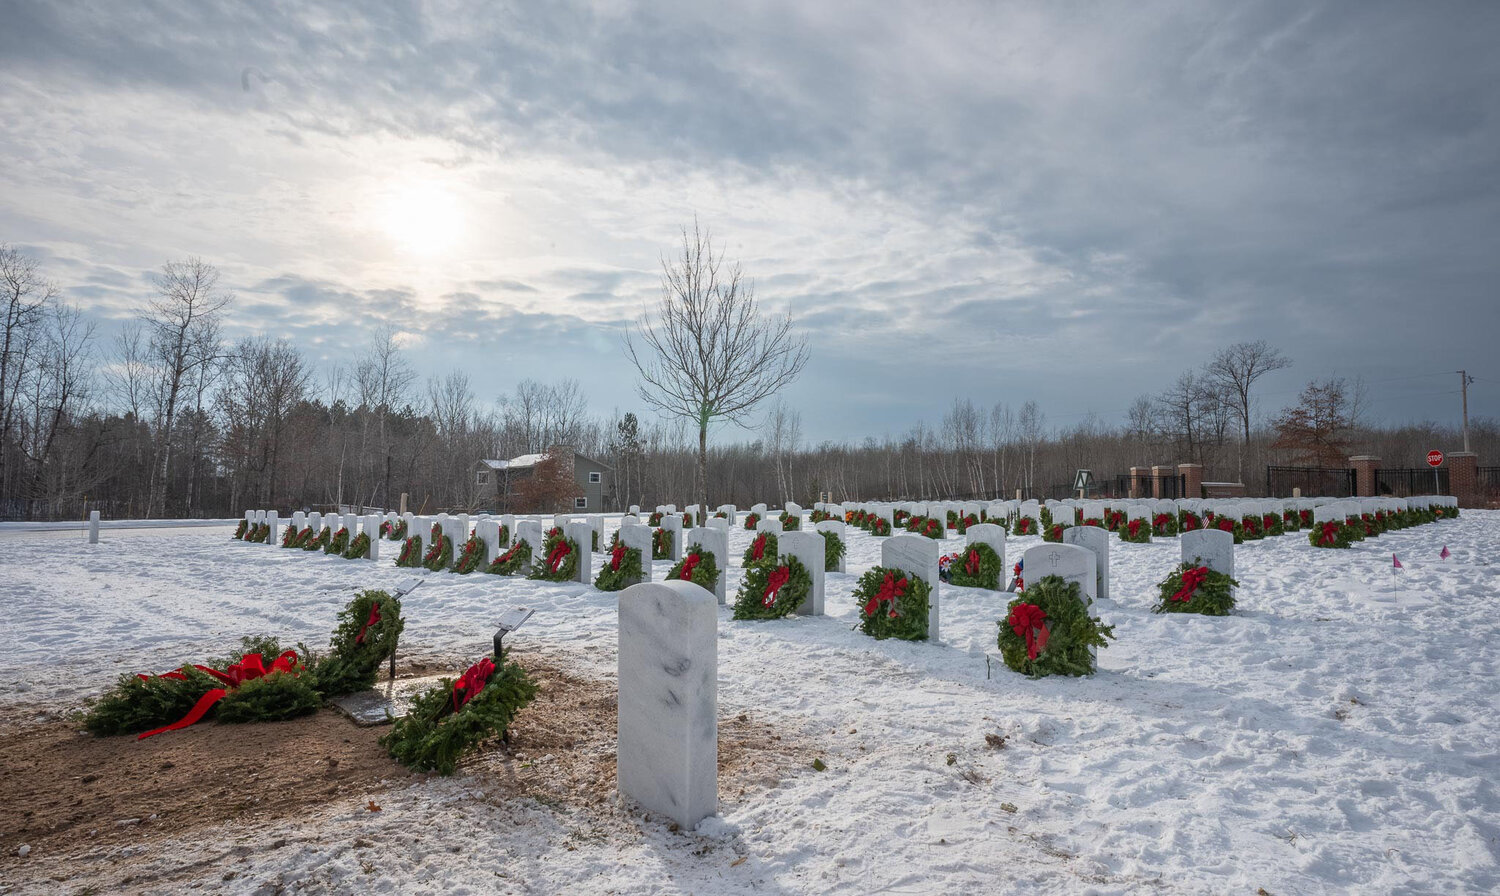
[1440,545,1451,560]
[1392,554,1403,570]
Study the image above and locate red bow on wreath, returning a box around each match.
[965,549,980,576]
[751,535,767,562]
[863,572,907,619]
[1171,566,1209,602]
[355,603,381,645]
[451,657,496,713]
[762,566,791,607]
[548,539,572,572]
[1007,603,1050,660]
[610,543,626,571]
[136,650,303,740]
[1318,521,1340,545]
[679,553,702,581]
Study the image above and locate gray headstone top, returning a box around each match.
[881,535,940,642]
[1180,529,1234,579]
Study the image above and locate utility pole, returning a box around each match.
[1460,370,1474,452]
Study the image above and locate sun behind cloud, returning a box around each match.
[377,181,466,256]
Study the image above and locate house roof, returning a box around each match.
[477,450,613,471]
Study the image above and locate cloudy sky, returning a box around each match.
[2,0,1496,442]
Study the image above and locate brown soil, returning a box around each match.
[0,650,808,890]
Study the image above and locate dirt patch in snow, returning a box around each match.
[0,650,808,890]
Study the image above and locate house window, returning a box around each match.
[477,471,490,485]
[574,497,588,509]
[588,471,601,484]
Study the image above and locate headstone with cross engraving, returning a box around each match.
[1021,543,1098,603]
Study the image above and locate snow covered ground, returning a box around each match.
[2,512,1498,894]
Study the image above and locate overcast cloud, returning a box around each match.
[2,0,1496,440]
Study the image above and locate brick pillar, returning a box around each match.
[1178,463,1203,499]
[1449,452,1478,507]
[1151,465,1173,499]
[1349,456,1381,498]
[1129,467,1148,499]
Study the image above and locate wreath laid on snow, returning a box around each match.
[246,523,270,543]
[281,524,301,548]
[381,519,408,541]
[1153,560,1237,616]
[529,529,580,581]
[821,528,845,571]
[997,576,1114,677]
[304,526,332,552]
[594,543,644,591]
[326,526,350,555]
[423,533,454,571]
[396,535,424,567]
[869,516,892,536]
[380,655,538,775]
[1119,518,1151,543]
[778,511,801,531]
[743,531,779,568]
[342,531,371,560]
[910,516,944,540]
[1152,513,1179,537]
[1308,520,1354,548]
[1043,522,1071,543]
[854,566,932,641]
[85,591,405,739]
[233,519,249,540]
[946,542,1002,589]
[1013,516,1038,537]
[732,555,813,620]
[652,527,673,561]
[667,546,719,590]
[454,533,485,574]
[289,526,314,548]
[487,539,532,575]
[744,512,762,530]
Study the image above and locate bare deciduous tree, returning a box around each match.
[625,221,808,514]
[0,245,56,500]
[1205,340,1292,445]
[355,324,416,508]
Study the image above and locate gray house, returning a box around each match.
[473,445,613,512]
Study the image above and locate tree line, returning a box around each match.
[1,245,1489,520]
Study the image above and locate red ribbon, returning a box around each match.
[1128,519,1143,538]
[137,650,302,740]
[355,603,381,645]
[1319,521,1340,545]
[610,543,626,571]
[451,657,495,713]
[1012,562,1024,591]
[862,572,908,618]
[548,539,572,572]
[751,534,767,562]
[1217,517,1235,533]
[1171,566,1209,602]
[965,549,980,576]
[679,553,702,581]
[762,566,791,607]
[1007,603,1050,659]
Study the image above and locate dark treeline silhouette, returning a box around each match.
[1,246,1491,519]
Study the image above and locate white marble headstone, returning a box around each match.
[964,523,1007,588]
[756,516,783,535]
[565,521,594,583]
[364,514,380,561]
[1061,525,1109,601]
[661,514,684,562]
[778,531,825,616]
[707,517,730,534]
[265,511,279,545]
[1021,543,1098,603]
[1181,529,1234,579]
[881,535,940,642]
[620,523,654,583]
[617,580,717,831]
[88,510,100,544]
[479,519,501,565]
[683,526,728,603]
[515,520,545,552]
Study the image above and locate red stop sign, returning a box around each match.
[1427,450,1444,467]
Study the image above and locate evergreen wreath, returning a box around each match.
[910,516,944,540]
[487,539,532,575]
[1013,516,1038,537]
[529,530,580,581]
[648,511,665,526]
[1239,515,1264,541]
[744,512,761,530]
[1152,513,1179,537]
[946,542,1002,589]
[290,525,314,548]
[246,523,270,543]
[305,526,332,552]
[742,531,779,568]
[592,529,600,551]
[1153,561,1237,616]
[869,516,892,536]
[423,534,454,571]
[892,508,911,527]
[496,524,510,549]
[453,533,486,574]
[652,526,673,561]
[1081,517,1105,530]
[854,566,932,641]
[342,531,371,560]
[1043,522,1071,543]
[1308,520,1354,548]
[810,509,831,524]
[1104,510,1126,532]
[956,513,979,534]
[1039,507,1054,530]
[732,555,813,620]
[778,511,801,531]
[1119,518,1152,543]
[1179,510,1202,532]
[281,524,301,548]
[594,543,644,591]
[1212,515,1244,544]
[820,528,845,572]
[379,656,539,775]
[1281,510,1300,531]
[1298,509,1313,527]
[998,575,1114,677]
[325,526,350,555]
[233,519,248,540]
[714,510,729,519]
[396,535,424,567]
[1340,516,1367,541]
[305,590,406,697]
[667,545,720,590]
[1261,513,1285,537]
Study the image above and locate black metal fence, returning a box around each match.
[1266,465,1356,498]
[1478,467,1500,505]
[1374,467,1450,497]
